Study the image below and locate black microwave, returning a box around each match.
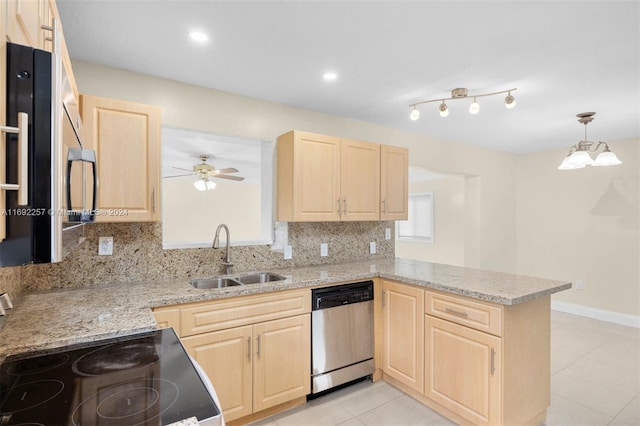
[0,42,97,267]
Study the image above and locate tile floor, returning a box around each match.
[248,311,640,426]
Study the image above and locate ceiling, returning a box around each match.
[56,0,639,155]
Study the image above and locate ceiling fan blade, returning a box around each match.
[210,167,239,175]
[163,174,194,179]
[172,166,194,172]
[213,174,245,181]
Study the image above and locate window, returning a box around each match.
[397,192,434,243]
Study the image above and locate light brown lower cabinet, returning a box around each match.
[424,315,501,425]
[381,279,550,426]
[182,314,310,422]
[153,289,311,424]
[381,279,424,393]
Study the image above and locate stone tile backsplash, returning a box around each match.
[13,221,394,292]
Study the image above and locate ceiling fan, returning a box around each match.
[167,155,245,191]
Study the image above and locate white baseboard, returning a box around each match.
[551,300,640,328]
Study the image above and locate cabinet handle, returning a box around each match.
[337,199,341,217]
[382,199,387,214]
[151,188,156,213]
[247,337,251,360]
[343,198,347,214]
[0,112,29,205]
[41,18,58,51]
[490,348,496,376]
[382,290,386,307]
[256,335,261,358]
[445,307,469,318]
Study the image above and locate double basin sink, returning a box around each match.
[191,272,287,289]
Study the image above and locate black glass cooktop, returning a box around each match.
[0,328,220,425]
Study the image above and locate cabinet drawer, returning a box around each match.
[425,291,502,336]
[181,289,311,337]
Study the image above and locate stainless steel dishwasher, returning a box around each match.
[311,280,374,395]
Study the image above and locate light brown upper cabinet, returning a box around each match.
[277,130,406,222]
[80,95,161,222]
[6,0,42,48]
[380,145,408,220]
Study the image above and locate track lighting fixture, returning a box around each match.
[558,112,622,170]
[408,87,517,120]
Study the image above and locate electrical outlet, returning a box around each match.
[284,245,293,260]
[370,241,376,254]
[320,243,328,257]
[98,237,113,255]
[385,228,391,240]
[575,280,584,290]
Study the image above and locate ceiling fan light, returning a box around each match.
[469,98,480,114]
[193,179,208,191]
[592,150,622,166]
[410,108,420,121]
[439,102,449,117]
[206,180,217,190]
[567,150,593,166]
[505,92,516,109]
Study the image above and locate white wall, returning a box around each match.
[396,174,466,266]
[516,138,639,317]
[72,60,519,273]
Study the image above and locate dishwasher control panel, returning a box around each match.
[312,281,374,310]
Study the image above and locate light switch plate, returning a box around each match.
[320,243,328,257]
[385,228,391,240]
[98,236,113,255]
[284,245,293,260]
[370,241,376,254]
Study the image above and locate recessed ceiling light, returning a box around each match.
[323,72,337,81]
[188,31,208,43]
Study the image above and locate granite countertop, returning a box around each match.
[0,258,570,360]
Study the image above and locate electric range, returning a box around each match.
[0,328,221,425]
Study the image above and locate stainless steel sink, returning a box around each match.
[235,272,287,285]
[190,272,286,289]
[191,277,242,289]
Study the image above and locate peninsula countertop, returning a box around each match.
[0,257,571,359]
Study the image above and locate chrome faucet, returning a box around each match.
[212,223,233,275]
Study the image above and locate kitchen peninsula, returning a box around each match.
[0,258,570,426]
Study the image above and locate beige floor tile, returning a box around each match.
[274,402,354,426]
[551,325,615,355]
[545,393,613,426]
[337,418,366,426]
[583,337,640,372]
[559,357,640,394]
[551,370,637,417]
[356,395,455,426]
[613,395,640,426]
[328,381,404,418]
[551,347,585,374]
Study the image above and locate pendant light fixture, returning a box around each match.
[558,112,622,170]
[408,87,517,120]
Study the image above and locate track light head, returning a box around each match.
[469,98,480,114]
[505,92,516,109]
[410,107,420,121]
[439,102,449,117]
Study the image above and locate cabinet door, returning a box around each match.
[380,145,408,220]
[381,280,424,393]
[253,314,310,412]
[6,0,41,47]
[81,95,161,222]
[341,139,380,221]
[182,325,253,422]
[425,315,501,426]
[292,132,341,221]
